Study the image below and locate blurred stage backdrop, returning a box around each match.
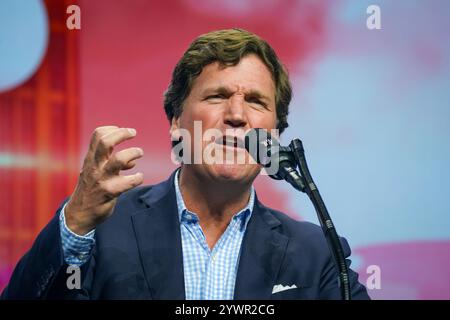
[1,0,449,299]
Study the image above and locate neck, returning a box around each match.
[178,166,252,224]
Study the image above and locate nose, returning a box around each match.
[224,95,248,128]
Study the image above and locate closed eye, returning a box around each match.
[205,94,226,100]
[246,96,268,108]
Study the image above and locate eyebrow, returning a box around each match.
[201,86,272,103]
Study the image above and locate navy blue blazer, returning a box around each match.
[2,170,369,300]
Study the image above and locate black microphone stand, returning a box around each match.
[283,139,352,300]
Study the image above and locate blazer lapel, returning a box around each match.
[131,171,185,299]
[234,199,289,299]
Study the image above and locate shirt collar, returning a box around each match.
[174,168,255,227]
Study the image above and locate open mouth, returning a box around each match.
[216,135,245,149]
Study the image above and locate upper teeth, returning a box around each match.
[222,136,241,147]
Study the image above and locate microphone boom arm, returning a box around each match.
[289,139,352,300]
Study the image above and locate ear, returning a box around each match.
[169,116,181,140]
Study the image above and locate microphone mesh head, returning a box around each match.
[244,128,278,167]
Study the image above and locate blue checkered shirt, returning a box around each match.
[59,203,95,266]
[59,170,255,300]
[174,170,254,300]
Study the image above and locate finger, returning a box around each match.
[94,128,137,164]
[89,126,119,148]
[103,147,143,174]
[102,172,144,197]
[122,160,136,170]
[93,126,119,136]
[83,126,120,167]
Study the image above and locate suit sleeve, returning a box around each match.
[318,237,371,300]
[0,201,95,299]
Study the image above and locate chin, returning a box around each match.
[210,163,259,183]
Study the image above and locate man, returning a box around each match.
[2,29,369,299]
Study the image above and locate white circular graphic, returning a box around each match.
[0,0,49,93]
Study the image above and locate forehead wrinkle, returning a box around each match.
[201,85,272,101]
[193,56,276,102]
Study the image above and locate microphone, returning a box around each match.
[244,128,305,192]
[245,128,352,300]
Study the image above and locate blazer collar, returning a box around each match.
[132,169,185,299]
[233,198,289,299]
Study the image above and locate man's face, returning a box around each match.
[171,54,277,185]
